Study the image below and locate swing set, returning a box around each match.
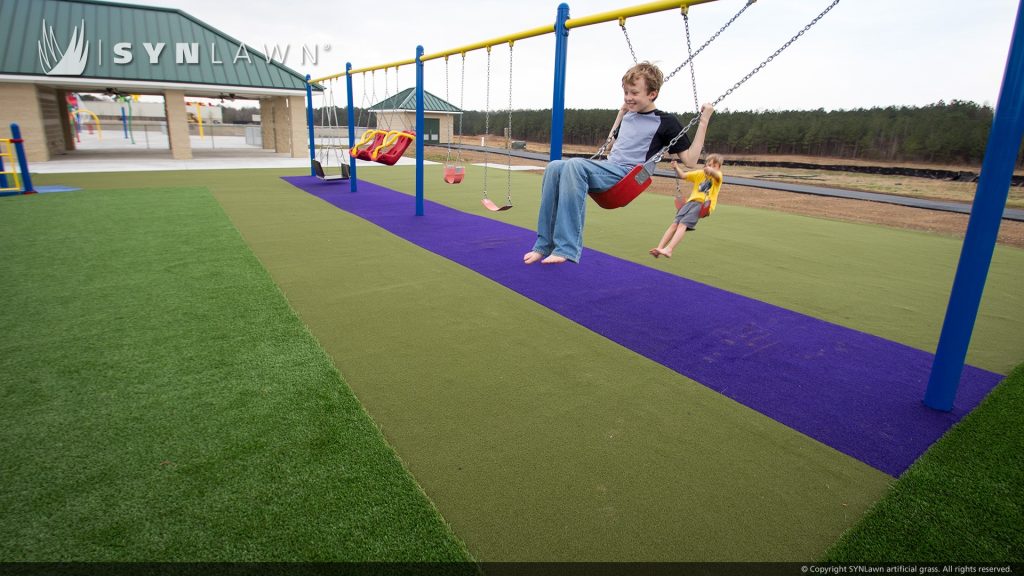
[312,77,350,181]
[307,0,842,215]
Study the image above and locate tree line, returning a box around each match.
[307,100,1019,166]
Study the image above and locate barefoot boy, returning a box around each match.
[525,62,714,265]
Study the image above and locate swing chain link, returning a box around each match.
[483,47,491,199]
[457,53,466,164]
[506,42,514,205]
[664,0,756,83]
[619,18,639,64]
[656,0,841,164]
[682,10,700,115]
[444,57,453,165]
[715,0,840,108]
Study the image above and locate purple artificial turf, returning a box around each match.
[285,176,1004,477]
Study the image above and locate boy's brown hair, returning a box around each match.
[705,153,725,166]
[622,61,665,98]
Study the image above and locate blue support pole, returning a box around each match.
[346,62,357,192]
[121,107,128,139]
[305,74,316,177]
[416,45,425,216]
[0,149,7,189]
[924,0,1024,411]
[11,124,34,194]
[550,3,570,161]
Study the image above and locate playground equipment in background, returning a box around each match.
[66,93,101,143]
[479,43,516,212]
[442,54,467,184]
[313,77,350,181]
[0,123,35,196]
[114,94,139,144]
[351,128,415,165]
[354,67,416,165]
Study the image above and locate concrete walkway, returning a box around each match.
[30,148,429,174]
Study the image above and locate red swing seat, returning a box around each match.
[371,131,415,166]
[353,130,388,161]
[588,162,655,210]
[444,165,465,184]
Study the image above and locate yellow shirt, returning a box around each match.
[684,169,723,215]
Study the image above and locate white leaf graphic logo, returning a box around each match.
[38,19,89,76]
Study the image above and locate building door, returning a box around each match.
[425,118,440,143]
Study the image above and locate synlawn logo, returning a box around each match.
[36,18,325,77]
[38,19,89,76]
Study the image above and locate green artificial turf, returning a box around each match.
[0,186,472,562]
[19,166,1024,562]
[824,363,1024,562]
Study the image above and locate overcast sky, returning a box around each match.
[120,0,1020,114]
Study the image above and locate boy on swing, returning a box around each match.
[650,153,725,259]
[524,61,714,264]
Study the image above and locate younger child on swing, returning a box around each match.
[650,153,725,259]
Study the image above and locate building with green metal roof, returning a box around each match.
[368,87,463,145]
[0,0,317,161]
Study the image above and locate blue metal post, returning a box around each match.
[305,75,316,177]
[925,0,1024,411]
[0,148,7,189]
[550,3,570,161]
[416,45,425,216]
[11,124,34,194]
[346,63,357,192]
[121,107,128,139]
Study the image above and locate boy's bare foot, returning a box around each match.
[524,251,544,264]
[649,248,662,258]
[541,255,568,264]
[655,248,672,259]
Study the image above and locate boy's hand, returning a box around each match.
[700,103,714,119]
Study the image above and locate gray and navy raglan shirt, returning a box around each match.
[608,109,691,167]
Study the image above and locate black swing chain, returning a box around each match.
[444,57,454,165]
[458,53,466,164]
[506,41,514,206]
[656,0,842,163]
[681,8,700,115]
[483,46,491,200]
[620,18,639,64]
[664,0,757,84]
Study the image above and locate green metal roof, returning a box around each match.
[369,88,463,113]
[0,0,311,92]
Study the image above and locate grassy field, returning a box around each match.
[1,164,1021,562]
[0,184,472,561]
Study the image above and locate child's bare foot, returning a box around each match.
[655,248,672,259]
[649,248,662,258]
[523,251,544,264]
[541,254,568,264]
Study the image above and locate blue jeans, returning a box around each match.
[531,158,631,262]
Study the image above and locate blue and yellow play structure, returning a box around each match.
[0,123,35,196]
[304,0,1024,411]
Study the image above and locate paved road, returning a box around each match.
[442,144,1024,222]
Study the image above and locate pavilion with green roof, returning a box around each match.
[0,0,315,162]
[369,88,463,144]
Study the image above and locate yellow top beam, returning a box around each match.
[565,0,717,29]
[420,24,556,63]
[308,0,721,84]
